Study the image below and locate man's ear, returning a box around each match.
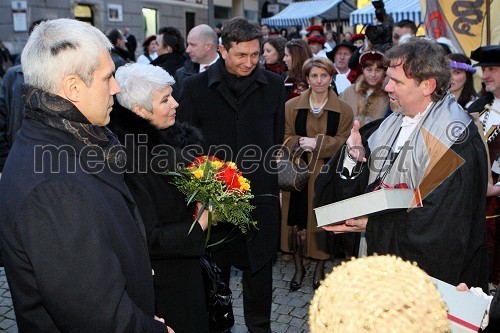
[62,75,81,102]
[422,78,437,97]
[218,44,228,59]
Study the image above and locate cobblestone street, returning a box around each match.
[0,254,338,332]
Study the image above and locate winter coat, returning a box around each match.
[151,52,187,78]
[108,104,209,333]
[177,58,285,273]
[0,64,24,170]
[339,76,389,126]
[0,97,164,332]
[280,88,353,259]
[173,58,200,100]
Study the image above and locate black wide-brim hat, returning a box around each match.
[470,45,500,67]
[326,41,357,62]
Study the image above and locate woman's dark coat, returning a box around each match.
[108,105,209,333]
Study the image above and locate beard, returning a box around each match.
[389,100,405,115]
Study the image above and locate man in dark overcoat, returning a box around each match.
[178,17,285,333]
[319,38,488,291]
[0,19,170,332]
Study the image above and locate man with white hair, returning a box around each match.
[0,18,171,332]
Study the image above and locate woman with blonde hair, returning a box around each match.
[281,57,353,291]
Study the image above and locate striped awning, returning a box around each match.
[262,0,357,28]
[350,0,422,26]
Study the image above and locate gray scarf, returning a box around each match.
[367,93,471,188]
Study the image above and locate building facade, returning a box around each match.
[1,0,259,58]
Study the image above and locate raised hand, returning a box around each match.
[346,120,366,162]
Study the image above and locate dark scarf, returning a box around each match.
[112,46,132,61]
[23,86,123,169]
[264,62,286,75]
[216,57,260,99]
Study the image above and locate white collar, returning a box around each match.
[199,54,220,72]
[401,102,433,127]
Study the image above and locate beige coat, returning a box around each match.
[339,78,389,127]
[280,88,354,259]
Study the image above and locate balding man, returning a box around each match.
[174,24,219,99]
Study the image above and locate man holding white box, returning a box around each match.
[316,37,489,291]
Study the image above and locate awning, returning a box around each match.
[350,0,422,26]
[262,0,357,28]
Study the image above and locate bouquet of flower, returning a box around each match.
[168,155,257,246]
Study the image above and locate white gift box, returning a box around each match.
[314,188,422,227]
[431,277,490,333]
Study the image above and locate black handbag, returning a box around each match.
[200,252,234,332]
[277,137,310,192]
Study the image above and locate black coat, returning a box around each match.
[315,117,489,291]
[485,285,500,332]
[0,64,24,171]
[151,52,187,77]
[0,117,164,332]
[177,58,285,272]
[173,58,200,100]
[108,105,209,333]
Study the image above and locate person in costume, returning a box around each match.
[316,37,489,291]
[468,45,500,289]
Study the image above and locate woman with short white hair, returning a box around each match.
[108,63,210,333]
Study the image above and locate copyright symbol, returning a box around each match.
[446,120,468,144]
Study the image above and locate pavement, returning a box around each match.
[0,254,339,333]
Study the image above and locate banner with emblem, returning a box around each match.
[420,0,495,57]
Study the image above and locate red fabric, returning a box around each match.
[264,62,286,75]
[350,33,365,44]
[306,25,324,33]
[307,35,326,45]
[486,197,500,284]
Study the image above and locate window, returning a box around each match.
[74,4,93,25]
[142,8,158,37]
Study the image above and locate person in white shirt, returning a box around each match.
[307,35,328,59]
[174,24,219,98]
[326,41,357,94]
[136,35,158,64]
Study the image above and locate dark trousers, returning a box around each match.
[221,260,273,333]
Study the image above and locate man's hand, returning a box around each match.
[322,217,368,233]
[346,121,366,162]
[154,317,175,333]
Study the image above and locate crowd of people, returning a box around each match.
[0,14,499,333]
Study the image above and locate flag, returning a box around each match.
[420,0,493,57]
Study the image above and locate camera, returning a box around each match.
[365,25,392,45]
[364,0,393,47]
[371,0,387,23]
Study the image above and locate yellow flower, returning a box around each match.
[212,160,224,169]
[227,162,237,169]
[240,183,251,191]
[192,168,204,179]
[238,176,251,191]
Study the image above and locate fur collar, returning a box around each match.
[354,75,387,118]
